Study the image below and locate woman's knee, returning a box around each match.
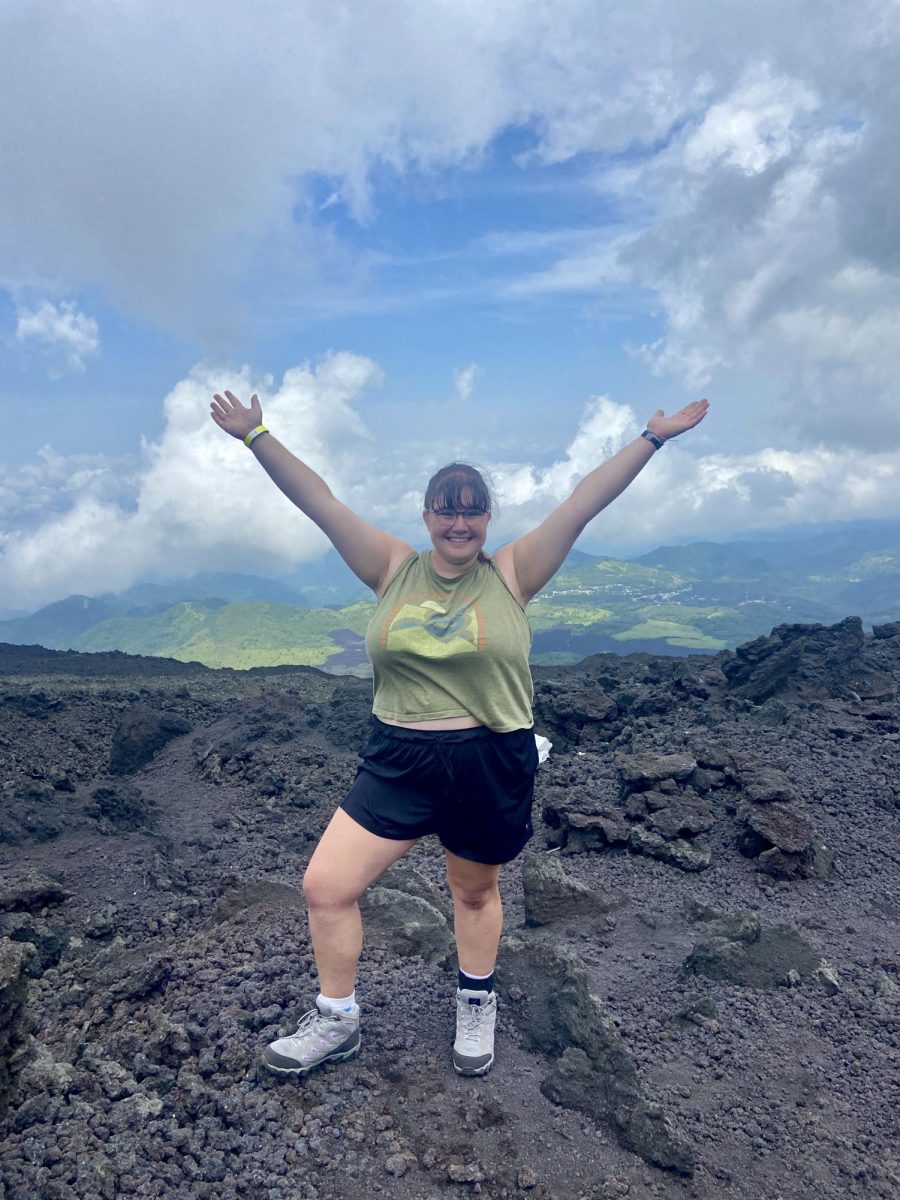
[448,875,500,911]
[302,861,361,911]
[446,855,501,909]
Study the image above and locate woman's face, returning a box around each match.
[422,490,491,571]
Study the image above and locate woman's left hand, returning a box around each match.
[646,398,709,442]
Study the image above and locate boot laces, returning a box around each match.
[461,1001,485,1047]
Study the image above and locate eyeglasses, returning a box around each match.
[430,507,488,522]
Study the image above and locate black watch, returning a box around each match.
[641,429,664,450]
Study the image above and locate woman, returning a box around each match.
[210,388,708,1077]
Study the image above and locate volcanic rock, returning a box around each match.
[542,1048,693,1174]
[520,850,622,927]
[502,933,694,1174]
[738,802,832,880]
[683,912,825,989]
[86,781,155,832]
[0,938,33,1116]
[18,1044,76,1097]
[359,888,453,965]
[555,810,630,853]
[378,861,453,921]
[1,629,899,1197]
[628,826,712,871]
[108,703,192,775]
[722,616,894,703]
[106,954,173,1004]
[534,685,618,748]
[739,766,798,804]
[615,751,697,789]
[0,913,68,977]
[0,869,71,914]
[739,802,815,855]
[645,796,715,838]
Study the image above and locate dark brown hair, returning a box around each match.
[423,463,496,562]
[423,462,496,515]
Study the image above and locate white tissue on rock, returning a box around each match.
[534,734,552,764]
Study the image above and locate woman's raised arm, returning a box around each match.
[211,390,413,595]
[494,400,709,605]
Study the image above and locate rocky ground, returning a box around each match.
[0,616,898,1200]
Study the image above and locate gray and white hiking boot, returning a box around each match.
[453,989,497,1076]
[262,1000,361,1076]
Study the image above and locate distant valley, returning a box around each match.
[2,522,899,671]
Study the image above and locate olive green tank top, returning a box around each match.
[366,551,533,732]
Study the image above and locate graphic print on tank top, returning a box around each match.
[379,591,486,659]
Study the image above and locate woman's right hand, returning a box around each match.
[210,390,263,441]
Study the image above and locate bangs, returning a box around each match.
[424,464,493,513]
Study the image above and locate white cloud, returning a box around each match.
[681,69,818,176]
[0,446,137,529]
[0,353,384,608]
[488,395,900,548]
[510,48,900,449]
[14,300,99,373]
[2,0,890,348]
[452,363,480,403]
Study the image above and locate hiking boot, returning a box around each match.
[262,1000,361,1076]
[453,989,496,1076]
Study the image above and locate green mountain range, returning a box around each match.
[2,523,898,671]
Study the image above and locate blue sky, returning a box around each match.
[2,1,900,611]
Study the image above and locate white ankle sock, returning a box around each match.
[318,991,357,1014]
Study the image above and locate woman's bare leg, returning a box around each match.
[303,808,417,996]
[445,851,503,976]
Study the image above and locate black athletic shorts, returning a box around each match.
[340,717,539,864]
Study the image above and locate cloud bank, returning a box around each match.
[2,0,899,442]
[2,356,898,610]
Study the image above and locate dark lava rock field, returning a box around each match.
[0,616,898,1200]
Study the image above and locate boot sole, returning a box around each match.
[263,1039,361,1076]
[453,1053,494,1077]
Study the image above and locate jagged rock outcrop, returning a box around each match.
[722,616,895,704]
[0,939,33,1116]
[360,866,454,965]
[86,780,155,832]
[617,752,698,787]
[0,913,68,978]
[533,684,619,748]
[502,934,695,1175]
[692,746,833,880]
[0,869,71,914]
[109,703,192,775]
[682,912,837,990]
[519,850,622,927]
[618,752,713,871]
[543,805,630,853]
[544,751,714,870]
[738,802,833,880]
[544,742,833,880]
[0,870,72,980]
[377,861,453,921]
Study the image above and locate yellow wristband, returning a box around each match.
[244,425,268,448]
